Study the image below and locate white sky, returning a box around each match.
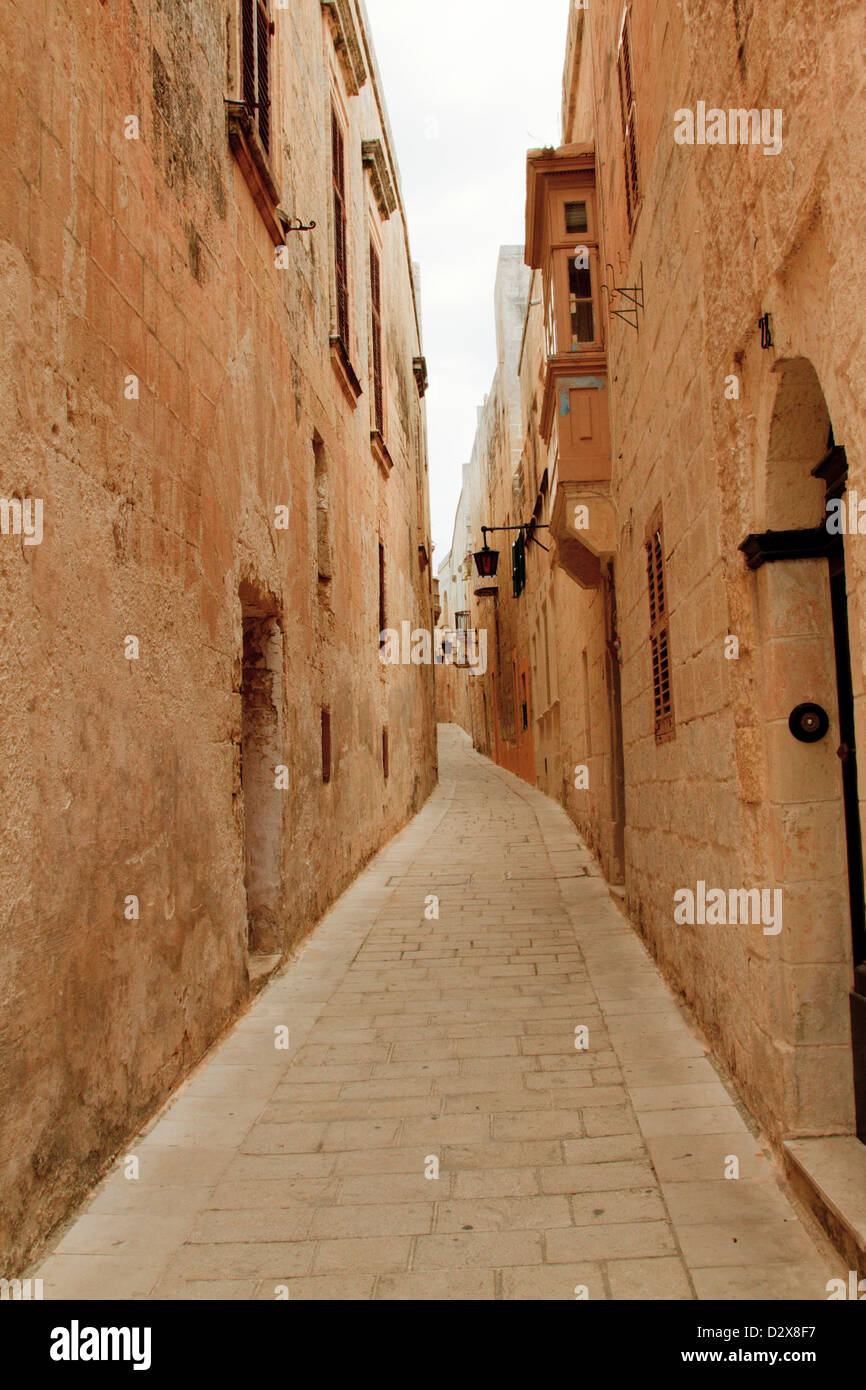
[363,0,571,561]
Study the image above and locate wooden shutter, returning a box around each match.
[646,509,675,741]
[256,0,270,154]
[512,532,526,598]
[370,241,384,434]
[617,9,639,230]
[242,0,256,113]
[332,109,350,347]
[241,0,271,155]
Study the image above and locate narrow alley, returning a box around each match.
[5,0,866,1348]
[32,727,836,1302]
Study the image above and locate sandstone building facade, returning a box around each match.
[441,0,866,1252]
[0,0,435,1271]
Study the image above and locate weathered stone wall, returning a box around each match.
[0,0,435,1271]
[567,0,866,1140]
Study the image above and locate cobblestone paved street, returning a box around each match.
[33,726,838,1300]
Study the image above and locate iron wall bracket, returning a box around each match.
[602,262,645,332]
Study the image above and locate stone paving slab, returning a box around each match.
[31,725,840,1300]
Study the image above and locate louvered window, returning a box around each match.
[242,0,272,155]
[370,241,384,434]
[565,201,588,234]
[616,8,639,231]
[332,109,350,348]
[646,509,675,741]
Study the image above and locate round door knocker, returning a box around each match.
[788,702,830,744]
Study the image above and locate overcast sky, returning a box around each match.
[364,0,571,562]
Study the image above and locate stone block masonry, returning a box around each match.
[566,0,866,1148]
[29,728,837,1301]
[0,0,435,1273]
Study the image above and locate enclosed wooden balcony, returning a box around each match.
[525,143,616,586]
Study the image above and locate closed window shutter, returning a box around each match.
[241,0,271,155]
[512,532,526,598]
[370,242,384,434]
[256,1,270,153]
[242,0,256,113]
[332,110,349,347]
[646,513,675,741]
[617,10,639,229]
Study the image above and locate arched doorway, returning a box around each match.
[741,357,864,1138]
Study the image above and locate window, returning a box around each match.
[617,8,639,230]
[242,0,272,155]
[646,509,675,741]
[332,106,349,347]
[568,259,594,346]
[321,707,331,783]
[565,201,588,234]
[382,726,389,780]
[512,532,526,597]
[227,0,281,244]
[370,240,384,435]
[545,288,558,358]
[544,190,601,358]
[378,541,386,646]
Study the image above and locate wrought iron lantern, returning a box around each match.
[473,530,500,580]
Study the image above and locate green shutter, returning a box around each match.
[512,532,526,598]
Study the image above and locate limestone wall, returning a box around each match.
[0,0,436,1270]
[568,0,866,1140]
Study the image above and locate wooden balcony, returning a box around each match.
[550,476,616,588]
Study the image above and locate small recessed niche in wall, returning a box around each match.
[239,581,283,956]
